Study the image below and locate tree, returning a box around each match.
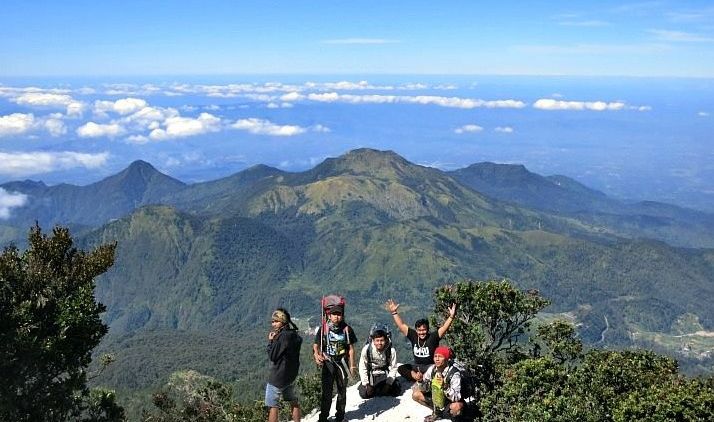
[0,225,122,421]
[433,279,550,390]
[531,320,583,364]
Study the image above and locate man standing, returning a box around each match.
[357,324,400,399]
[385,299,457,382]
[313,304,357,422]
[266,308,302,422]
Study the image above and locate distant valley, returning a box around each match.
[2,148,713,395]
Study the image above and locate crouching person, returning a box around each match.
[412,346,465,422]
[358,324,401,399]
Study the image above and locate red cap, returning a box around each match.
[434,346,452,360]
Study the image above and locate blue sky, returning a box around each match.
[2,1,714,77]
[1,1,713,216]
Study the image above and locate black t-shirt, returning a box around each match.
[406,327,440,366]
[314,322,357,358]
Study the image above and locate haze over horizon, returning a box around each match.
[1,1,713,212]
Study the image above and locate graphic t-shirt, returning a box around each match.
[406,328,440,366]
[314,323,357,358]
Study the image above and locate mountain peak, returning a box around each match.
[307,148,416,181]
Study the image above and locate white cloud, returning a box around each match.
[0,188,28,219]
[312,124,331,133]
[232,118,307,136]
[495,126,514,133]
[0,151,109,177]
[149,112,221,140]
[66,102,85,117]
[44,116,67,137]
[648,29,714,42]
[95,97,148,116]
[304,93,526,109]
[699,111,710,117]
[122,106,179,130]
[558,20,610,27]
[321,38,400,44]
[13,92,74,107]
[281,92,305,101]
[454,124,484,134]
[0,113,35,136]
[125,134,150,144]
[11,92,85,116]
[533,98,626,111]
[76,122,125,138]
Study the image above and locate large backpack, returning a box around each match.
[444,360,477,401]
[319,294,349,356]
[365,323,393,383]
[321,294,346,315]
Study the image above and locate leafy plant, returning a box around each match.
[0,224,123,421]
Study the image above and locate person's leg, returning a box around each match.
[397,363,415,381]
[358,383,375,399]
[290,401,301,422]
[449,401,465,417]
[412,388,432,408]
[387,380,401,396]
[281,383,301,422]
[318,363,335,422]
[264,383,281,422]
[334,364,347,421]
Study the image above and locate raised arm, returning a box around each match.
[437,303,457,338]
[385,299,409,336]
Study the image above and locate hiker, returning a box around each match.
[412,346,465,422]
[313,302,357,422]
[266,308,303,422]
[385,299,457,382]
[357,323,401,399]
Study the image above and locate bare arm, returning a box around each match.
[348,343,357,377]
[437,303,457,338]
[312,342,325,365]
[385,299,409,336]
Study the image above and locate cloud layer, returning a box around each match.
[0,151,109,177]
[0,188,28,219]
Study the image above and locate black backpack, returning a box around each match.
[444,360,477,400]
[365,323,393,377]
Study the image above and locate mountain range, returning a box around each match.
[2,148,713,395]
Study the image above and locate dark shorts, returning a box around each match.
[397,363,431,381]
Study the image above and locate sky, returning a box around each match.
[1,1,713,216]
[2,0,714,77]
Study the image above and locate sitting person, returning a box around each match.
[412,346,465,422]
[385,299,457,382]
[358,323,401,399]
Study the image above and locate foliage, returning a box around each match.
[142,369,322,422]
[479,338,714,421]
[0,224,122,421]
[531,320,583,364]
[433,279,550,390]
[612,378,714,421]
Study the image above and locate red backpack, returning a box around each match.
[321,294,346,315]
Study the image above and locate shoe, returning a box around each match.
[423,416,436,422]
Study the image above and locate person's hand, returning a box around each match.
[268,331,277,341]
[350,366,358,377]
[314,352,325,365]
[448,303,457,318]
[413,369,423,382]
[385,299,400,314]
